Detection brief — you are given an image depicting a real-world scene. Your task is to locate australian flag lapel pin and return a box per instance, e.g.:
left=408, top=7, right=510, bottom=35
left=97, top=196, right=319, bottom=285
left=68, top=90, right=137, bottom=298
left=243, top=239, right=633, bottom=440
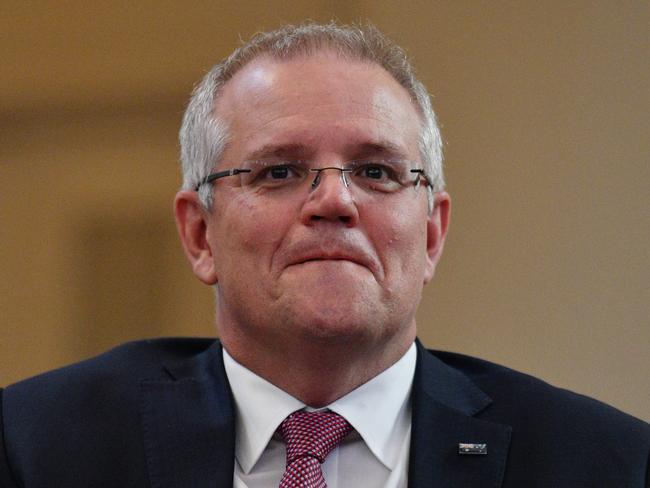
left=458, top=443, right=488, bottom=455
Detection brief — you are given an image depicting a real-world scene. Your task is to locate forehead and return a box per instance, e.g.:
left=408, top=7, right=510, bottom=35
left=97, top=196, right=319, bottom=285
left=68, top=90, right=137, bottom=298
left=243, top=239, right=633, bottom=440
left=214, top=51, right=422, bottom=160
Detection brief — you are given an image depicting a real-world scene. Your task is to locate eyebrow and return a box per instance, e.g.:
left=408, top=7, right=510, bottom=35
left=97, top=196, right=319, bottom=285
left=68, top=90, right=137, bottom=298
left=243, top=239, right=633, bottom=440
left=350, top=141, right=409, bottom=160
left=246, top=143, right=311, bottom=161
left=244, top=139, right=411, bottom=162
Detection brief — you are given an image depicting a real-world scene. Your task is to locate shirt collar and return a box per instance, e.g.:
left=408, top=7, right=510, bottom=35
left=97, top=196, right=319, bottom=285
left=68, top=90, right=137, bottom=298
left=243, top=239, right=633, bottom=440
left=223, top=342, right=416, bottom=474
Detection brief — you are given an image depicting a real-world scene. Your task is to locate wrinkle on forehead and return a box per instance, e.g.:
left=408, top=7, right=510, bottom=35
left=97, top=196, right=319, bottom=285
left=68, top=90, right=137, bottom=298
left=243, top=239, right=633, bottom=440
left=214, top=51, right=422, bottom=162
left=218, top=51, right=415, bottom=111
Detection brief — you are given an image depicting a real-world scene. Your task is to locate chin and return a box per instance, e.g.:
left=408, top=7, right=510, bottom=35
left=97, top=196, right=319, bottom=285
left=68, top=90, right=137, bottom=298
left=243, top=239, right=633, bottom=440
left=270, top=275, right=410, bottom=343
left=284, top=297, right=387, bottom=343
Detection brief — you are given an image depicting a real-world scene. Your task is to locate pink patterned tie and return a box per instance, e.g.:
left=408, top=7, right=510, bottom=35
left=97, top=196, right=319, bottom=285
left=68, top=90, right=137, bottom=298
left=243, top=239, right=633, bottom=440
left=278, top=410, right=353, bottom=488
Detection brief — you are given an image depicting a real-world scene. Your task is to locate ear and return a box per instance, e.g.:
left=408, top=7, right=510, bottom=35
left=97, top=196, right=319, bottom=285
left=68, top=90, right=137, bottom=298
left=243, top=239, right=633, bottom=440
left=423, top=191, right=451, bottom=284
left=173, top=190, right=219, bottom=285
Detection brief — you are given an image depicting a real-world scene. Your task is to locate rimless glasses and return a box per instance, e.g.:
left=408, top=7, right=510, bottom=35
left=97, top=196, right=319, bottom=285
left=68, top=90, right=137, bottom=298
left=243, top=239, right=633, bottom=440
left=194, top=160, right=432, bottom=195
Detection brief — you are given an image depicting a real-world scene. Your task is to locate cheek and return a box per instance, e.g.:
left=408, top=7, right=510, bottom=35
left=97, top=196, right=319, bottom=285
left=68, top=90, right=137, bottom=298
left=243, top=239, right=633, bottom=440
left=371, top=206, right=429, bottom=280
left=218, top=193, right=291, bottom=260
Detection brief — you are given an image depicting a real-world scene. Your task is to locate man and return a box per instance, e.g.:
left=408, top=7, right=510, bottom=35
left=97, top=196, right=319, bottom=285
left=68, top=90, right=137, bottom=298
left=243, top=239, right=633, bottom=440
left=1, top=22, right=648, bottom=488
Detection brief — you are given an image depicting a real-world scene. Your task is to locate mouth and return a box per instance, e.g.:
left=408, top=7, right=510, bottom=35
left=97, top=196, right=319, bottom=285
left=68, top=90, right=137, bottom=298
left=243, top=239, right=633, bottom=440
left=279, top=236, right=380, bottom=279
left=286, top=247, right=375, bottom=275
left=293, top=254, right=365, bottom=266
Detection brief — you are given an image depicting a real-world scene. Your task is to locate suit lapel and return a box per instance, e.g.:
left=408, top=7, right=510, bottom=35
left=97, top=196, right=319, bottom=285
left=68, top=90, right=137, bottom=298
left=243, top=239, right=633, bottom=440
left=409, top=341, right=511, bottom=488
left=140, top=341, right=236, bottom=488
left=137, top=339, right=511, bottom=487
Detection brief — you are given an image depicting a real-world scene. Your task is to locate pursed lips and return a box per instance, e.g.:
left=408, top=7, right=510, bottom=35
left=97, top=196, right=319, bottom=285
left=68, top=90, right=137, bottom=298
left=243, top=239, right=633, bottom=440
left=277, top=237, right=383, bottom=280
left=294, top=253, right=363, bottom=266
left=285, top=248, right=377, bottom=276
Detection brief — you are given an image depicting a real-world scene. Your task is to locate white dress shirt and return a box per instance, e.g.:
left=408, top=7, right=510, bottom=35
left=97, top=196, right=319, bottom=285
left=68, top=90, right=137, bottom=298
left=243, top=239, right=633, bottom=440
left=223, top=343, right=416, bottom=488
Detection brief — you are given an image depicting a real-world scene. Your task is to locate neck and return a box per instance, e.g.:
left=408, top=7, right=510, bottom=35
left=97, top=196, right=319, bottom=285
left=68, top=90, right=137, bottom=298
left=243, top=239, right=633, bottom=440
left=220, top=329, right=415, bottom=407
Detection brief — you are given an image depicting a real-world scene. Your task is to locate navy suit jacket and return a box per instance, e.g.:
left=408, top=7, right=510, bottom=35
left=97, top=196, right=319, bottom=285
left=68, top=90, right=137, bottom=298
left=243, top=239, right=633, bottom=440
left=1, top=338, right=648, bottom=487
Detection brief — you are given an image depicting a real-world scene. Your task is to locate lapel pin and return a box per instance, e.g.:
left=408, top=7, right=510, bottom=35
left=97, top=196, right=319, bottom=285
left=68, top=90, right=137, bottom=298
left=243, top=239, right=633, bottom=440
left=458, top=443, right=488, bottom=455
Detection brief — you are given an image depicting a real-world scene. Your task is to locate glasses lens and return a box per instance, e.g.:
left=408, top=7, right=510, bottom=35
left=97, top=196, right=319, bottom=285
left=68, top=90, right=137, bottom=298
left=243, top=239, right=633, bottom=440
left=239, top=160, right=310, bottom=189
left=347, top=160, right=418, bottom=193
left=235, top=159, right=427, bottom=195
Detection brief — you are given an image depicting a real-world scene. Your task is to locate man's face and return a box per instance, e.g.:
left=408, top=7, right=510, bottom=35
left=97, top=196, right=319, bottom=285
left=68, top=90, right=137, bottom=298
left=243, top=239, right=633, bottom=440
left=187, top=51, right=448, bottom=357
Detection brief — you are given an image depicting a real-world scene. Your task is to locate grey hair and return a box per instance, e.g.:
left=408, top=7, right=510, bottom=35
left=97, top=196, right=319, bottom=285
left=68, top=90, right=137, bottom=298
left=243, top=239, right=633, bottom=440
left=179, top=22, right=444, bottom=210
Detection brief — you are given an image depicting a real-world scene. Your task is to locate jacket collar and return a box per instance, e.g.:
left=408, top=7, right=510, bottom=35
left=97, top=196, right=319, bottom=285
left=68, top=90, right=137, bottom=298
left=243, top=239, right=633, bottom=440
left=139, top=339, right=511, bottom=487
left=139, top=340, right=235, bottom=488
left=408, top=340, right=511, bottom=488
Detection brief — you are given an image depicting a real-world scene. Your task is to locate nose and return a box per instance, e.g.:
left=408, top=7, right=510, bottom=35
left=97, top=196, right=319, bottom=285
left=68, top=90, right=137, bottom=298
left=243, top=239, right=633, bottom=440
left=300, top=168, right=360, bottom=226
left=310, top=167, right=351, bottom=189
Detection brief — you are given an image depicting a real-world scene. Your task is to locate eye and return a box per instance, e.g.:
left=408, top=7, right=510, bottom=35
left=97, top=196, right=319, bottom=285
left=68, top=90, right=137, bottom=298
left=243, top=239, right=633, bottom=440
left=361, top=165, right=385, bottom=179
left=353, top=162, right=399, bottom=181
left=267, top=165, right=291, bottom=179
left=244, top=161, right=309, bottom=188
left=259, top=163, right=307, bottom=180
left=350, top=161, right=405, bottom=192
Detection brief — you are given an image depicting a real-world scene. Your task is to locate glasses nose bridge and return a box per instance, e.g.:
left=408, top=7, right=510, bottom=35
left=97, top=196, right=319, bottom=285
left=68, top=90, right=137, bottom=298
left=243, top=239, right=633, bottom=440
left=310, top=166, right=352, bottom=191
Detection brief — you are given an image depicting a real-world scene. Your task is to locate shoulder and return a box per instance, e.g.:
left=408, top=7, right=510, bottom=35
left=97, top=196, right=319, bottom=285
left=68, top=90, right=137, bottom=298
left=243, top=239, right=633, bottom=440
left=424, top=348, right=650, bottom=484
left=2, top=338, right=218, bottom=442
left=426, top=349, right=650, bottom=483
left=1, top=337, right=219, bottom=485
left=429, top=349, right=649, bottom=431
left=4, top=337, right=217, bottom=399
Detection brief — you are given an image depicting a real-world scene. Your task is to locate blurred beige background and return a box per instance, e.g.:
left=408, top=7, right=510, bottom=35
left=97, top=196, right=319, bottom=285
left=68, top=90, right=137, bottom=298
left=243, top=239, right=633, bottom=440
left=1, top=1, right=648, bottom=422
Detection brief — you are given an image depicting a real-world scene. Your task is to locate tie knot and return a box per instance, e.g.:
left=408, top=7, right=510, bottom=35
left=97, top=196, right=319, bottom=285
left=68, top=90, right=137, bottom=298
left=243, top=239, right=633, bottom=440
left=279, top=410, right=353, bottom=464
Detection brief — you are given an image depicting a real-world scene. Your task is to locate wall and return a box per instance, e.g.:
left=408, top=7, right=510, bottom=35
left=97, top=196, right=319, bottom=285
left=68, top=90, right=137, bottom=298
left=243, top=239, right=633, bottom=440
left=1, top=1, right=647, bottom=421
